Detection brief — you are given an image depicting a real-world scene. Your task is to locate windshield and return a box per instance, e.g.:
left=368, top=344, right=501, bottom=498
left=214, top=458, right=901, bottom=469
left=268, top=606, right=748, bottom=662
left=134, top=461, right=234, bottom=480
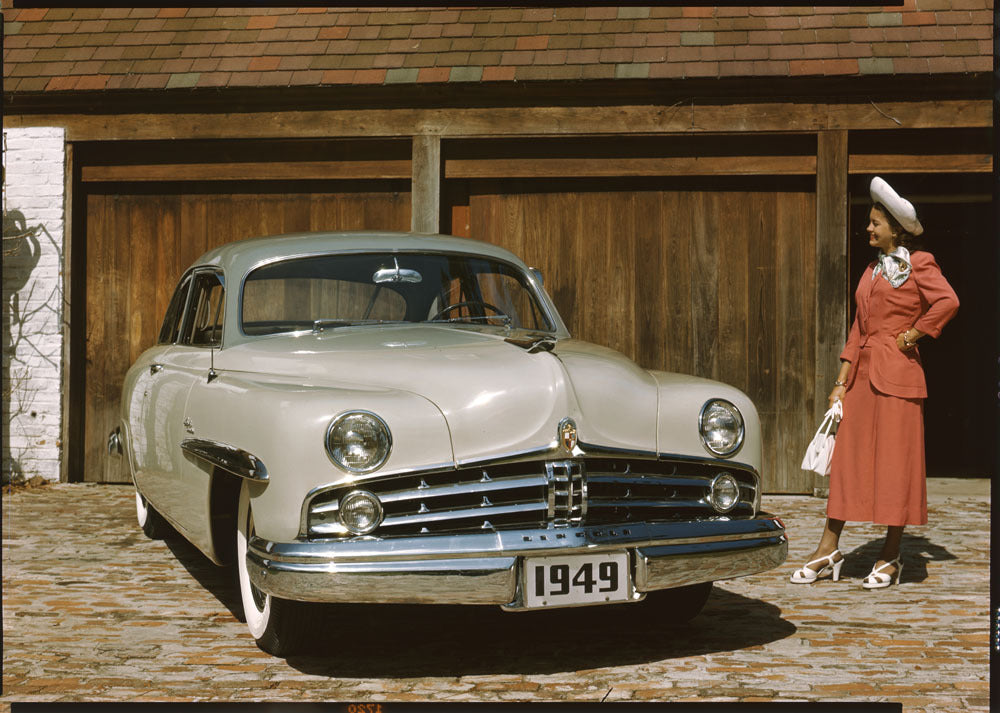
left=241, top=252, right=555, bottom=336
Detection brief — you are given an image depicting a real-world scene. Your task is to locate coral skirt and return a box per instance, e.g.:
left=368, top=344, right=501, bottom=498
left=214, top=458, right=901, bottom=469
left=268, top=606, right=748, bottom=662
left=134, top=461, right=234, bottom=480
left=827, top=346, right=928, bottom=526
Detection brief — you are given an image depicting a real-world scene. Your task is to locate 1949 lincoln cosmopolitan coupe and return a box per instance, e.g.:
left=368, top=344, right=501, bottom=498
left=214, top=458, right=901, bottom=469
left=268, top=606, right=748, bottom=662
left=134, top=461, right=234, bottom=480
left=109, top=230, right=787, bottom=655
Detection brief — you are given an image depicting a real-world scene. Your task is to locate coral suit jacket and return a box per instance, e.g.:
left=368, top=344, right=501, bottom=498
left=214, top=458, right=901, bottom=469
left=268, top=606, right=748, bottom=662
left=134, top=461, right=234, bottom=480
left=840, top=250, right=959, bottom=400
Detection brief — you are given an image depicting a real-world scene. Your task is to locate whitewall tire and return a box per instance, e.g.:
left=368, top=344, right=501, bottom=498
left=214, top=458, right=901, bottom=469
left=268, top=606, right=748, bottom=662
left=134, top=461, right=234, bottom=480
left=134, top=487, right=170, bottom=539
left=236, top=480, right=308, bottom=656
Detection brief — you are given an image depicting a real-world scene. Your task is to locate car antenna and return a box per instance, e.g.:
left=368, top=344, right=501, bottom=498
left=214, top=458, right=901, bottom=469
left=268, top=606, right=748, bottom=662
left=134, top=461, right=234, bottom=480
left=208, top=345, right=219, bottom=383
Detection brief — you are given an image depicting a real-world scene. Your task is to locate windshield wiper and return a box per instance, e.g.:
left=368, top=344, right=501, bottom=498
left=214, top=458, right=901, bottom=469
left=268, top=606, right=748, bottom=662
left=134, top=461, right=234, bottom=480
left=429, top=315, right=512, bottom=327
left=312, top=319, right=406, bottom=333
left=504, top=334, right=556, bottom=353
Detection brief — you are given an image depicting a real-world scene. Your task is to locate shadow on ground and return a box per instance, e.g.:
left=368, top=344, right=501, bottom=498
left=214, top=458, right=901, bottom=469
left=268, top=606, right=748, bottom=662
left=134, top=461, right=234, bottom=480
left=281, top=587, right=794, bottom=677
left=159, top=521, right=796, bottom=676
left=840, top=534, right=956, bottom=584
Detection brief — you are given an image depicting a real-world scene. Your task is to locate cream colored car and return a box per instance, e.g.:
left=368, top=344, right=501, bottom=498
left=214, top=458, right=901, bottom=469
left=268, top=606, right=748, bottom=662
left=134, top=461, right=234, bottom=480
left=110, top=231, right=787, bottom=656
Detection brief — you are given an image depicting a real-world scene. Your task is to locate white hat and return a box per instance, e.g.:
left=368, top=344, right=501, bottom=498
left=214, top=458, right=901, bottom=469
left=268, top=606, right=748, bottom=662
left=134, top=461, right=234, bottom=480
left=870, top=176, right=923, bottom=236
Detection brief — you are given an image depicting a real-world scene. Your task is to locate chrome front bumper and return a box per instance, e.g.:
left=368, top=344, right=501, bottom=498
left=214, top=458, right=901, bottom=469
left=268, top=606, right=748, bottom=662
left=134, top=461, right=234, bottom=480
left=247, top=516, right=787, bottom=610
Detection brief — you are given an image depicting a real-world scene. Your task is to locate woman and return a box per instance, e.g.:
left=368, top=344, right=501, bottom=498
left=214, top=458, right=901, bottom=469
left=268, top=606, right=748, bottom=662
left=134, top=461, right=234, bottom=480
left=791, top=176, right=959, bottom=589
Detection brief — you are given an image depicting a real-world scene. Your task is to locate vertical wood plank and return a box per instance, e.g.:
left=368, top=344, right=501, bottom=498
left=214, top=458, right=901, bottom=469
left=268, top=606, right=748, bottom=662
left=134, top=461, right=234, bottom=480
left=83, top=194, right=107, bottom=482
left=815, top=131, right=849, bottom=494
left=689, top=191, right=719, bottom=379
left=717, top=192, right=750, bottom=393
left=61, top=143, right=75, bottom=482
left=662, top=191, right=693, bottom=375
left=411, top=135, right=441, bottom=234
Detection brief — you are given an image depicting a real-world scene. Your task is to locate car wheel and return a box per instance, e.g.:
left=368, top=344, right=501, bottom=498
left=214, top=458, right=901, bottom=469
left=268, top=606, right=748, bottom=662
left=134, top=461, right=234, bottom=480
left=236, top=480, right=308, bottom=656
left=135, top=488, right=171, bottom=539
left=646, top=582, right=713, bottom=623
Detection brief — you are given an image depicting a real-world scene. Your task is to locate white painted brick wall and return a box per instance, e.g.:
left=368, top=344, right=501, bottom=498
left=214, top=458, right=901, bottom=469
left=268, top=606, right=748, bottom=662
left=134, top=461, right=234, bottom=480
left=3, top=127, right=66, bottom=483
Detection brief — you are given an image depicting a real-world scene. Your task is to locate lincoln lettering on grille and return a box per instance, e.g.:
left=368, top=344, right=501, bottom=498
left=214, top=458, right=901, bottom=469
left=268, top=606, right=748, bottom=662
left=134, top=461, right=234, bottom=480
left=306, top=458, right=757, bottom=538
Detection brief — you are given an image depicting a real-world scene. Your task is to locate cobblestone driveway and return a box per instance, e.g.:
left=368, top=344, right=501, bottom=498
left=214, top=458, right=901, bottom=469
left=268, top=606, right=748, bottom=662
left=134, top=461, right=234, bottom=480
left=1, top=479, right=989, bottom=710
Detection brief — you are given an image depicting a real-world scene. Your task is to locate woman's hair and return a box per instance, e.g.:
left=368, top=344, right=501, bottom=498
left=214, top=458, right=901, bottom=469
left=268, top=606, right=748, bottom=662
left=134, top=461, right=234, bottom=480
left=871, top=202, right=924, bottom=251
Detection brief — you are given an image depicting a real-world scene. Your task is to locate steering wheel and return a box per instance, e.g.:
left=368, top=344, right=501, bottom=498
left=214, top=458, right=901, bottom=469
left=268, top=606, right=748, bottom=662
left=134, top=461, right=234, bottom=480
left=430, top=300, right=508, bottom=323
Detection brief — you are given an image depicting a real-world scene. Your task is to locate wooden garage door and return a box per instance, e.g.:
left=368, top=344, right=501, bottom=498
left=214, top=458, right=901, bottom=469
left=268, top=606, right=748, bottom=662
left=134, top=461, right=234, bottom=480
left=84, top=190, right=410, bottom=482
left=469, top=182, right=816, bottom=493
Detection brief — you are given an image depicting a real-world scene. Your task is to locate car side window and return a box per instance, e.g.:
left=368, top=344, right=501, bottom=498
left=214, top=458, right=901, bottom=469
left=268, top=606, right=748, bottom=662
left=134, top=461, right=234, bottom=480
left=158, top=274, right=192, bottom=345
left=181, top=271, right=225, bottom=347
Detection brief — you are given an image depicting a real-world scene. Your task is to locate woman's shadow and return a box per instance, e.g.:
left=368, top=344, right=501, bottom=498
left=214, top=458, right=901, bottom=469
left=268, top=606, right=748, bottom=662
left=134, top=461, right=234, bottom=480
left=839, top=533, right=956, bottom=584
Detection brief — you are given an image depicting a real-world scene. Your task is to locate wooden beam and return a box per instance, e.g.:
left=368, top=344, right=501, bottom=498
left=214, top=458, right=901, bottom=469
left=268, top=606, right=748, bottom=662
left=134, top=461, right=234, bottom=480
left=813, top=130, right=849, bottom=496
left=411, top=135, right=441, bottom=234
left=849, top=153, right=992, bottom=173
left=61, top=141, right=74, bottom=483
left=80, top=160, right=412, bottom=182
left=446, top=156, right=816, bottom=178
left=4, top=100, right=990, bottom=141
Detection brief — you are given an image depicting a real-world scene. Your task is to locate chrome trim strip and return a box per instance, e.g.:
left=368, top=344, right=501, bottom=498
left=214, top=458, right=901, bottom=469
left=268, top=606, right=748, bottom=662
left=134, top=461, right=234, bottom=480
left=577, top=441, right=659, bottom=459
left=455, top=443, right=560, bottom=468
left=587, top=498, right=724, bottom=511
left=376, top=473, right=547, bottom=505
left=261, top=517, right=785, bottom=565
left=381, top=501, right=547, bottom=529
left=180, top=438, right=269, bottom=481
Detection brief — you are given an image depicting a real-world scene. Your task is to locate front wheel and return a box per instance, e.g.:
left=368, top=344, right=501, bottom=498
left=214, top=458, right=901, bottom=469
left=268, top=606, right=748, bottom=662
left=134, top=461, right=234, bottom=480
left=236, top=481, right=309, bottom=656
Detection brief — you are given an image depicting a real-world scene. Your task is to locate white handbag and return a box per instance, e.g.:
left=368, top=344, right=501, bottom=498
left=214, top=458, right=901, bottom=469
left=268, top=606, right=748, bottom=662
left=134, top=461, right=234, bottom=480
left=801, top=400, right=843, bottom=476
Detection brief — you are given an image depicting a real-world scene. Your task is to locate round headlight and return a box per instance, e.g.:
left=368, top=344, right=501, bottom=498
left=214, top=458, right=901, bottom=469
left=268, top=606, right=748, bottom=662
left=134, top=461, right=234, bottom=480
left=326, top=411, right=392, bottom=473
left=339, top=490, right=383, bottom=535
left=709, top=472, right=741, bottom=513
left=699, top=399, right=745, bottom=457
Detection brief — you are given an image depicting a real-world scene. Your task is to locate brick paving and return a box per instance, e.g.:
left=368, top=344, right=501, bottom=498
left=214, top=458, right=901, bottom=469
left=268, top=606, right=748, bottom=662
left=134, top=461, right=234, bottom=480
left=1, top=479, right=989, bottom=709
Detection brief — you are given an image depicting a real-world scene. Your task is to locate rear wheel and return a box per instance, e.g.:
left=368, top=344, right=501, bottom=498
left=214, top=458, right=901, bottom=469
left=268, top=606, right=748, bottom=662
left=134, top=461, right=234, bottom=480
left=135, top=488, right=171, bottom=539
left=646, top=582, right=713, bottom=623
left=236, top=480, right=309, bottom=656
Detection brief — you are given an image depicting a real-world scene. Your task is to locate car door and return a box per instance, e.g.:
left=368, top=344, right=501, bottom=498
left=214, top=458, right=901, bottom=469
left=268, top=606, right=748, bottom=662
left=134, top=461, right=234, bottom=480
left=136, top=268, right=225, bottom=548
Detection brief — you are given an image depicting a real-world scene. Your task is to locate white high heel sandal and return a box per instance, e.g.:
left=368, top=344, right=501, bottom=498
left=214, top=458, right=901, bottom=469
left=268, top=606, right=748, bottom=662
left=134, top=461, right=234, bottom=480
left=789, top=550, right=844, bottom=584
left=862, top=557, right=902, bottom=589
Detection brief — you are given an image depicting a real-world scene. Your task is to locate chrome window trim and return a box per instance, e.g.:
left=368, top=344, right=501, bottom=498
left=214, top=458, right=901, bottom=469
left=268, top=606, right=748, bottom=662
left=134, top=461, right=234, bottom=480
left=237, top=248, right=560, bottom=339
left=181, top=438, right=268, bottom=481
left=157, top=270, right=196, bottom=346
left=697, top=398, right=746, bottom=458
left=175, top=267, right=227, bottom=350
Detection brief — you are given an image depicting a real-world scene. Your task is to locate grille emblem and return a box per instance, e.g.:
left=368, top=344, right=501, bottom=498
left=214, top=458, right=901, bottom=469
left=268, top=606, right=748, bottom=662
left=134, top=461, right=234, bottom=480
left=558, top=418, right=578, bottom=452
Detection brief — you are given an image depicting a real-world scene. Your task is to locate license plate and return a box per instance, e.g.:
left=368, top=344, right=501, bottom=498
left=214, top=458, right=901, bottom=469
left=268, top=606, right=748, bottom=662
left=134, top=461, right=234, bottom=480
left=522, top=552, right=630, bottom=608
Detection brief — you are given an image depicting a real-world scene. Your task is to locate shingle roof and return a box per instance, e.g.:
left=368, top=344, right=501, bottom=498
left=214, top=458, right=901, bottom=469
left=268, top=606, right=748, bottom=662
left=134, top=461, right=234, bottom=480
left=2, top=4, right=992, bottom=93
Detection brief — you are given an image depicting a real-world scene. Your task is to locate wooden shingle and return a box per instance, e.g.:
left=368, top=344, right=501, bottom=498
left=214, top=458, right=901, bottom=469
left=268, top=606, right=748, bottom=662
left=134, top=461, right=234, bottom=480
left=2, top=4, right=992, bottom=93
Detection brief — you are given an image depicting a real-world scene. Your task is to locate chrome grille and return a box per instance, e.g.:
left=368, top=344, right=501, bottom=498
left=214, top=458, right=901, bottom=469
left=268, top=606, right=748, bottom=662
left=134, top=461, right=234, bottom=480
left=306, top=458, right=757, bottom=539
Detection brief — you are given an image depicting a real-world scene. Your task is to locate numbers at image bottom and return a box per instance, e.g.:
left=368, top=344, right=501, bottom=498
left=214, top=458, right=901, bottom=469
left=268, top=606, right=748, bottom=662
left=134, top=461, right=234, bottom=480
left=522, top=551, right=630, bottom=608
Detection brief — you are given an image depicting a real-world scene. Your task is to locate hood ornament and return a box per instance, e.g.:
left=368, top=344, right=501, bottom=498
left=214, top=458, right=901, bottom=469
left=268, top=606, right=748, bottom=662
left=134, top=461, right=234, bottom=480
left=558, top=418, right=578, bottom=452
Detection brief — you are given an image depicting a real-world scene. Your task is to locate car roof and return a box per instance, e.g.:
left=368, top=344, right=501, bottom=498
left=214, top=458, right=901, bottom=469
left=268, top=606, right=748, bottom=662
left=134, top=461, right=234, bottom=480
left=192, top=231, right=530, bottom=276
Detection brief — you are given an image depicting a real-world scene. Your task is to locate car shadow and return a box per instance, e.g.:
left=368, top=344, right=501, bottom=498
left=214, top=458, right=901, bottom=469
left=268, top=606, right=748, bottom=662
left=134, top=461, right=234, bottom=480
left=839, top=533, right=956, bottom=584
left=163, top=534, right=244, bottom=620
left=157, top=533, right=796, bottom=675
left=284, top=587, right=796, bottom=676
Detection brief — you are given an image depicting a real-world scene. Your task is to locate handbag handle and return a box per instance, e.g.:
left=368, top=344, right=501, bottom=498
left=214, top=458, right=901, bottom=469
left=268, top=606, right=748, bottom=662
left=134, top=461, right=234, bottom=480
left=817, top=400, right=843, bottom=437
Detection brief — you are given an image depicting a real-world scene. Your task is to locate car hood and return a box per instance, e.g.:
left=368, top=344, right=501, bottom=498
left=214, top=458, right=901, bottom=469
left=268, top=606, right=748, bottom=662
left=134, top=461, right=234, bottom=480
left=220, top=325, right=659, bottom=463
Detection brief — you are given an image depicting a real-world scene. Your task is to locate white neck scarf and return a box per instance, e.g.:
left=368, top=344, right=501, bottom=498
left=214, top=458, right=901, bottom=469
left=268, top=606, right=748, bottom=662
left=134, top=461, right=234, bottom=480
left=872, top=246, right=912, bottom=288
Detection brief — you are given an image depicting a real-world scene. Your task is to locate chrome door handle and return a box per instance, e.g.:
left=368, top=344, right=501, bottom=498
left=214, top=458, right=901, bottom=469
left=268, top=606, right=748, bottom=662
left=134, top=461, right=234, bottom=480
left=150, top=364, right=163, bottom=375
